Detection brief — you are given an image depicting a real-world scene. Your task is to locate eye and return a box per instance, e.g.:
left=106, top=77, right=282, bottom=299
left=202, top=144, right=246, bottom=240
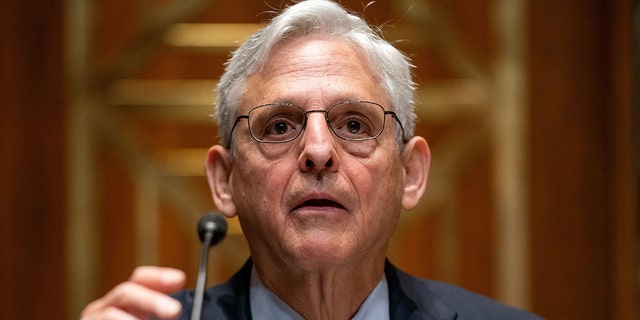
left=249, top=104, right=304, bottom=142
left=273, top=122, right=288, bottom=134
left=266, top=119, right=295, bottom=136
left=332, top=112, right=375, bottom=139
left=259, top=113, right=301, bottom=142
left=345, top=120, right=362, bottom=134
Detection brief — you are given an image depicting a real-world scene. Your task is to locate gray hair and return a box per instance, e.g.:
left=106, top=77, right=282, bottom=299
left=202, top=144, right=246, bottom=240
left=215, top=0, right=416, bottom=149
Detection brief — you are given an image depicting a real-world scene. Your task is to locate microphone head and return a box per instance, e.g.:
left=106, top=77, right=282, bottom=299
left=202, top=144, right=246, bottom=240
left=197, top=213, right=228, bottom=247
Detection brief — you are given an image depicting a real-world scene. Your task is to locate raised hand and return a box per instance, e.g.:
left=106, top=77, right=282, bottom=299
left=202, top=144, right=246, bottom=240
left=80, top=266, right=186, bottom=320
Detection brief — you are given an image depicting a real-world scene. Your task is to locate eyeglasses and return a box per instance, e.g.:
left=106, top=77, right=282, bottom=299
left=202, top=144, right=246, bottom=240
left=227, top=100, right=406, bottom=148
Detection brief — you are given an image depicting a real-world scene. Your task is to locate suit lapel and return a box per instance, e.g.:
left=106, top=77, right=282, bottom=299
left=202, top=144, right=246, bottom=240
left=385, top=260, right=458, bottom=320
left=208, top=259, right=254, bottom=319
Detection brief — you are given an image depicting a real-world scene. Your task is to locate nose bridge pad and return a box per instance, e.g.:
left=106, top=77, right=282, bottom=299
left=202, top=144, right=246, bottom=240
left=307, top=110, right=330, bottom=126
left=302, top=111, right=333, bottom=141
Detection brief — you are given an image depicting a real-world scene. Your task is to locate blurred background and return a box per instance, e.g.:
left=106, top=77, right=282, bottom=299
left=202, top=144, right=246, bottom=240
left=1, top=0, right=637, bottom=319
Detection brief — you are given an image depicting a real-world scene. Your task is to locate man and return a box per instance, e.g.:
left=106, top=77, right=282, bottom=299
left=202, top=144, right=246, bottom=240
left=82, top=0, right=542, bottom=319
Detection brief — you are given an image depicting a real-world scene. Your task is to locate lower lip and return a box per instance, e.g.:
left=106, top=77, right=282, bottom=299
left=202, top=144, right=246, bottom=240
left=290, top=205, right=348, bottom=219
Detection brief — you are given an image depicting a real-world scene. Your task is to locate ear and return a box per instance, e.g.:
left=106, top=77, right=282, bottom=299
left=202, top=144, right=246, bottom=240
left=400, top=136, right=431, bottom=210
left=205, top=145, right=237, bottom=218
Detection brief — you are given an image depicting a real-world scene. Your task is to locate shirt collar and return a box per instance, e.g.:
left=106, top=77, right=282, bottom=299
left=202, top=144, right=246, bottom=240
left=249, top=266, right=390, bottom=320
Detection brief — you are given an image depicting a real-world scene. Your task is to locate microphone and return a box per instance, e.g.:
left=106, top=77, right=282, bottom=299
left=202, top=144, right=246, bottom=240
left=197, top=213, right=227, bottom=247
left=191, top=213, right=227, bottom=320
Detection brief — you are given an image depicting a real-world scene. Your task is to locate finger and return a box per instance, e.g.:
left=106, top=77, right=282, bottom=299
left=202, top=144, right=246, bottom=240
left=90, top=281, right=182, bottom=320
left=81, top=305, right=139, bottom=320
left=128, top=266, right=186, bottom=293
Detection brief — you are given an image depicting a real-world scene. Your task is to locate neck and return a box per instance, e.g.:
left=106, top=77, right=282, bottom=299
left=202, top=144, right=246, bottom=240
left=254, top=256, right=386, bottom=320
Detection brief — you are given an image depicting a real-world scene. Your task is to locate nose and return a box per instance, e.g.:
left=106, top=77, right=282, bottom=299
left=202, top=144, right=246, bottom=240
left=298, top=112, right=339, bottom=173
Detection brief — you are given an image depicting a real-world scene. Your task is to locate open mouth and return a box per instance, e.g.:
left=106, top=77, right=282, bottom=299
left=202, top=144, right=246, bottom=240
left=294, top=199, right=345, bottom=210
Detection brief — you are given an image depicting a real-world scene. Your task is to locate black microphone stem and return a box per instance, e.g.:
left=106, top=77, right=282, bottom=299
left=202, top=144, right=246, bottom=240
left=191, top=226, right=213, bottom=320
left=191, top=213, right=227, bottom=320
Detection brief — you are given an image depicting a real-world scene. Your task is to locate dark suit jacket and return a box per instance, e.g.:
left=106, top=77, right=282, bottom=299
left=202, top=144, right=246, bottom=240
left=173, top=259, right=542, bottom=319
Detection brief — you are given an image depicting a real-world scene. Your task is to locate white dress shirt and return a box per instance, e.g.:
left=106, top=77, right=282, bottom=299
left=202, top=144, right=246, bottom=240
left=249, top=267, right=390, bottom=320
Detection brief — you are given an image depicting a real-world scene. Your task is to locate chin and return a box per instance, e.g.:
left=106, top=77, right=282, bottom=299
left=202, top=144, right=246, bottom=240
left=285, top=236, right=364, bottom=269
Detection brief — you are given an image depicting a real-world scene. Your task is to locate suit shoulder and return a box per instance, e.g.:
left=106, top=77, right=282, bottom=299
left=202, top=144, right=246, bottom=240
left=421, top=279, right=542, bottom=319
left=388, top=264, right=543, bottom=319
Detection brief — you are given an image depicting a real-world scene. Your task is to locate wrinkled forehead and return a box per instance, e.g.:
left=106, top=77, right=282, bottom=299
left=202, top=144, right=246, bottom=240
left=240, top=33, right=388, bottom=110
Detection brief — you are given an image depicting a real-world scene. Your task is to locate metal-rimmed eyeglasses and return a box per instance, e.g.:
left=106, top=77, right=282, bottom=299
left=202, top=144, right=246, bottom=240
left=226, top=100, right=406, bottom=148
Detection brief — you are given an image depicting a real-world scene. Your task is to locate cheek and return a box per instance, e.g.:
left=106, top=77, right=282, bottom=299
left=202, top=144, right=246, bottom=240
left=347, top=159, right=404, bottom=251
left=231, top=152, right=293, bottom=212
left=230, top=153, right=298, bottom=253
left=354, top=155, right=405, bottom=213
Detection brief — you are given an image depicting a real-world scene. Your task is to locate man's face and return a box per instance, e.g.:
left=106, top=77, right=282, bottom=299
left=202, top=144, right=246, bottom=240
left=228, top=34, right=407, bottom=270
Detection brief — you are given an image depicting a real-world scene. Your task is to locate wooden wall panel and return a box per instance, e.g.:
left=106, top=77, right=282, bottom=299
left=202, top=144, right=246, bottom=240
left=528, top=0, right=637, bottom=318
left=2, top=0, right=636, bottom=319
left=0, top=0, right=67, bottom=319
left=95, top=146, right=137, bottom=295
